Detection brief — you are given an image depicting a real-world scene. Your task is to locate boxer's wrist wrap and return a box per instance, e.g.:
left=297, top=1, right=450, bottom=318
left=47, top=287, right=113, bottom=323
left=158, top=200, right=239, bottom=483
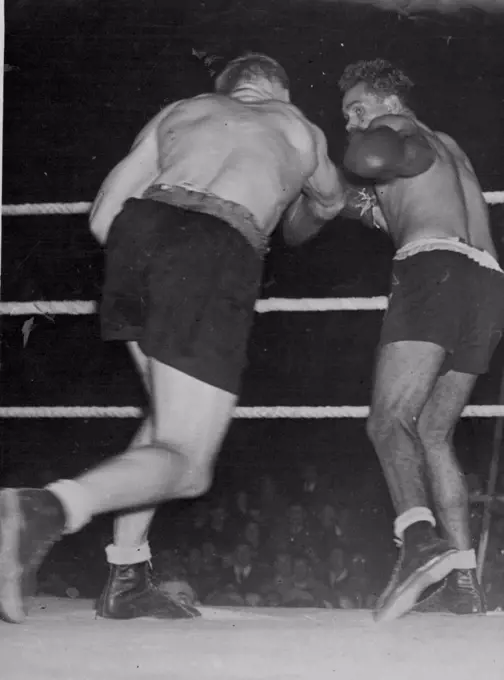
left=340, top=185, right=379, bottom=229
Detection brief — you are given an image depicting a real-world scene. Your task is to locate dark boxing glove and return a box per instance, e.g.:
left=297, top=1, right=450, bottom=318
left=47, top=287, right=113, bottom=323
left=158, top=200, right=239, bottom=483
left=343, top=127, right=405, bottom=180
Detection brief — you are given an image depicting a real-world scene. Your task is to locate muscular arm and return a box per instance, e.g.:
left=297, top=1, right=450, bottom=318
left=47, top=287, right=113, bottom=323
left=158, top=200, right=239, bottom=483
left=283, top=124, right=345, bottom=247
left=89, top=104, right=180, bottom=244
left=343, top=115, right=436, bottom=182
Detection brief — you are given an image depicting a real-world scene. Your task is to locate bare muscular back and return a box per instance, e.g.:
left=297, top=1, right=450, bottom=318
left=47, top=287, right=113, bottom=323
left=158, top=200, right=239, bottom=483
left=89, top=90, right=343, bottom=246
left=374, top=123, right=496, bottom=258
left=151, top=94, right=326, bottom=235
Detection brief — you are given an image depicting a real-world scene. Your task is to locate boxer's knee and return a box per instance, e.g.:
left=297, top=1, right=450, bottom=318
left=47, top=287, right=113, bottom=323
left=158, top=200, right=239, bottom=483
left=417, top=418, right=454, bottom=451
left=366, top=403, right=419, bottom=446
left=176, top=465, right=213, bottom=498
left=146, top=439, right=214, bottom=498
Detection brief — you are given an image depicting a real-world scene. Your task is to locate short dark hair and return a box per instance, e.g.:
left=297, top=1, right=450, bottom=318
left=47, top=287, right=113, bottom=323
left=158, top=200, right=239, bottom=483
left=215, top=52, right=289, bottom=94
left=339, top=58, right=414, bottom=106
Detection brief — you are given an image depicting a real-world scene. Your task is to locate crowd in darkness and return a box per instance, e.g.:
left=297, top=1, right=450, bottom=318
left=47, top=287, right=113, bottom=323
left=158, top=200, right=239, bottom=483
left=30, top=462, right=504, bottom=611
left=151, top=469, right=383, bottom=610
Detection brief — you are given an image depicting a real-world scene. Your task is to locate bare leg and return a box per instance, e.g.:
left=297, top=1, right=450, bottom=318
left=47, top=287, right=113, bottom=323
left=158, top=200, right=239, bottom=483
left=369, top=342, right=469, bottom=622
left=113, top=343, right=155, bottom=549
left=417, top=370, right=477, bottom=551
left=367, top=341, right=446, bottom=515
left=74, top=359, right=237, bottom=514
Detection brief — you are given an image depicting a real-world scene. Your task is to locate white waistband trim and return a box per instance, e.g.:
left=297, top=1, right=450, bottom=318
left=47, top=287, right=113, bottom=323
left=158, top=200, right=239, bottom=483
left=394, top=238, right=503, bottom=273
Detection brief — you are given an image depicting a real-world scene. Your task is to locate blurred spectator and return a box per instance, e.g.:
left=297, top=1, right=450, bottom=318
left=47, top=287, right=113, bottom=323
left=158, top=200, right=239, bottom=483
left=185, top=547, right=205, bottom=602
left=282, top=556, right=327, bottom=607
left=304, top=545, right=325, bottom=581
left=201, top=541, right=218, bottom=570
left=208, top=543, right=267, bottom=606
left=198, top=541, right=222, bottom=600
left=158, top=579, right=198, bottom=607
left=286, top=504, right=314, bottom=555
left=313, top=503, right=343, bottom=555
left=256, top=475, right=288, bottom=525
left=325, top=547, right=349, bottom=589
left=242, top=520, right=269, bottom=563
left=208, top=505, right=230, bottom=552
left=189, top=500, right=210, bottom=547
left=260, top=552, right=294, bottom=605
left=230, top=490, right=253, bottom=531
left=156, top=549, right=186, bottom=581
left=342, top=553, right=376, bottom=609
left=298, top=464, right=329, bottom=504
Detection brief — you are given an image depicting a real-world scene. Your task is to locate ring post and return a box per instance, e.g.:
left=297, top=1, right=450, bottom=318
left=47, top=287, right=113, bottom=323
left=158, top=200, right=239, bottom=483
left=476, top=363, right=504, bottom=583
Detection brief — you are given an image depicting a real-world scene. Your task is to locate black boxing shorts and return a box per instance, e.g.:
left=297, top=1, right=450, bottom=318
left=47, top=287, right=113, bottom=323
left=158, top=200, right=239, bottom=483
left=379, top=238, right=504, bottom=375
left=100, top=197, right=263, bottom=394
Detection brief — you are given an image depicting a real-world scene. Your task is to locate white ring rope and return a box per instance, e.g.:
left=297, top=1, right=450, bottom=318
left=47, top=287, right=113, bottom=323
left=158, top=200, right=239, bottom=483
left=2, top=202, right=92, bottom=216
left=2, top=194, right=504, bottom=420
left=1, top=192, right=503, bottom=216
left=0, top=405, right=503, bottom=419
left=0, top=297, right=389, bottom=315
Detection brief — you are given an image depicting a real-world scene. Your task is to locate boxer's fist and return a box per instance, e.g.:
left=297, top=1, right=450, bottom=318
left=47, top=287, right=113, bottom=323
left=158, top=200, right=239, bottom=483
left=344, top=127, right=404, bottom=180
left=340, top=184, right=380, bottom=229
left=344, top=116, right=435, bottom=181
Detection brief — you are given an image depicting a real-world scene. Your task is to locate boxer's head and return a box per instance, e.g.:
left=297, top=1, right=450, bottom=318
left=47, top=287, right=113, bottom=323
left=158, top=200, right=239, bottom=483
left=215, top=53, right=290, bottom=102
left=339, top=59, right=414, bottom=132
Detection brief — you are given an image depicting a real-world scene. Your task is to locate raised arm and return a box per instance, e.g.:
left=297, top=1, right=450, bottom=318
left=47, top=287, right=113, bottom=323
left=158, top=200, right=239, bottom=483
left=283, top=123, right=345, bottom=247
left=343, top=114, right=436, bottom=182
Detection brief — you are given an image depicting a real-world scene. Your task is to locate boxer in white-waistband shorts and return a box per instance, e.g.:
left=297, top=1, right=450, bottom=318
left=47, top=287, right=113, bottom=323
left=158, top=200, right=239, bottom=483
left=340, top=57, right=504, bottom=622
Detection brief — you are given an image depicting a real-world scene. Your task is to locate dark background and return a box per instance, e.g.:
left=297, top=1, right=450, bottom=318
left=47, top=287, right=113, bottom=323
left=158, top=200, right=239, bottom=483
left=3, top=1, right=504, bottom=545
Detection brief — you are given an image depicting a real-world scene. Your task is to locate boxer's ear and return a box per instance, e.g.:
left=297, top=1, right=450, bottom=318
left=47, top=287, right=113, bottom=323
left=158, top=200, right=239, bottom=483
left=384, top=94, right=402, bottom=114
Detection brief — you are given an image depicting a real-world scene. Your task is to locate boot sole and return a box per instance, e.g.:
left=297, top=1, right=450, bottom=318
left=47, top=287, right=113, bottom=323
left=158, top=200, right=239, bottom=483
left=374, top=549, right=459, bottom=624
left=0, top=490, right=25, bottom=623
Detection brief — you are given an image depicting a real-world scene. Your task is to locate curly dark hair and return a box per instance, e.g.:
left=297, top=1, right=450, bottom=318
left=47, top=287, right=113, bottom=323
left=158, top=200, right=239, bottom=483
left=214, top=53, right=289, bottom=94
left=338, top=58, right=414, bottom=106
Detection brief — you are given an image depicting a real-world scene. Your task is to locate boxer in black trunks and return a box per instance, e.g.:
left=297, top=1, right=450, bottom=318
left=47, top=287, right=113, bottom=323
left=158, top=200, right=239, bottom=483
left=0, top=53, right=346, bottom=624
left=340, top=58, right=504, bottom=622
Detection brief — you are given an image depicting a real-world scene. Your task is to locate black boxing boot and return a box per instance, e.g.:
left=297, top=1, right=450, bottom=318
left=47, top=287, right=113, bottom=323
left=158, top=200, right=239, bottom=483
left=374, top=521, right=459, bottom=623
left=413, top=568, right=486, bottom=615
left=96, top=560, right=201, bottom=620
left=0, top=488, right=66, bottom=623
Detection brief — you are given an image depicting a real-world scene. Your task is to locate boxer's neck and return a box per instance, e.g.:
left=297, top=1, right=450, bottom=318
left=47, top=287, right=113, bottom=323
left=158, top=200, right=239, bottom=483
left=230, top=80, right=288, bottom=103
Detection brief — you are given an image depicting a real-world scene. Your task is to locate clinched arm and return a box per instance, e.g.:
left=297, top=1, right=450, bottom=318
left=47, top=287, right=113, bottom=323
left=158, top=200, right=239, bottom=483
left=283, top=124, right=346, bottom=247
left=89, top=103, right=181, bottom=244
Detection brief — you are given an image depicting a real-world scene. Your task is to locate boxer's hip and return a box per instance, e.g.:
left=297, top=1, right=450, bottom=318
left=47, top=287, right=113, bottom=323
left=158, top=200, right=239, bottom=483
left=380, top=237, right=504, bottom=373
left=143, top=184, right=269, bottom=257
left=393, top=237, right=502, bottom=273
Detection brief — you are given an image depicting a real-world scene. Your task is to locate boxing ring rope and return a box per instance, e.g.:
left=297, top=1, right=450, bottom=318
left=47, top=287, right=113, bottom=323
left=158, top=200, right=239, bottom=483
left=0, top=192, right=502, bottom=214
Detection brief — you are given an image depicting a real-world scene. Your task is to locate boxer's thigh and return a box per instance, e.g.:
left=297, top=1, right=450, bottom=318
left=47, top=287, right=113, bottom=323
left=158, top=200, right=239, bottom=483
left=370, top=340, right=446, bottom=422
left=149, top=359, right=237, bottom=470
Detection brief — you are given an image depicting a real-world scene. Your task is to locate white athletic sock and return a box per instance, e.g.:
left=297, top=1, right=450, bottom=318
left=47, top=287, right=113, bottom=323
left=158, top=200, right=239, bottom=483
left=394, top=506, right=436, bottom=541
left=451, top=549, right=477, bottom=570
left=105, top=542, right=151, bottom=565
left=45, top=479, right=94, bottom=534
